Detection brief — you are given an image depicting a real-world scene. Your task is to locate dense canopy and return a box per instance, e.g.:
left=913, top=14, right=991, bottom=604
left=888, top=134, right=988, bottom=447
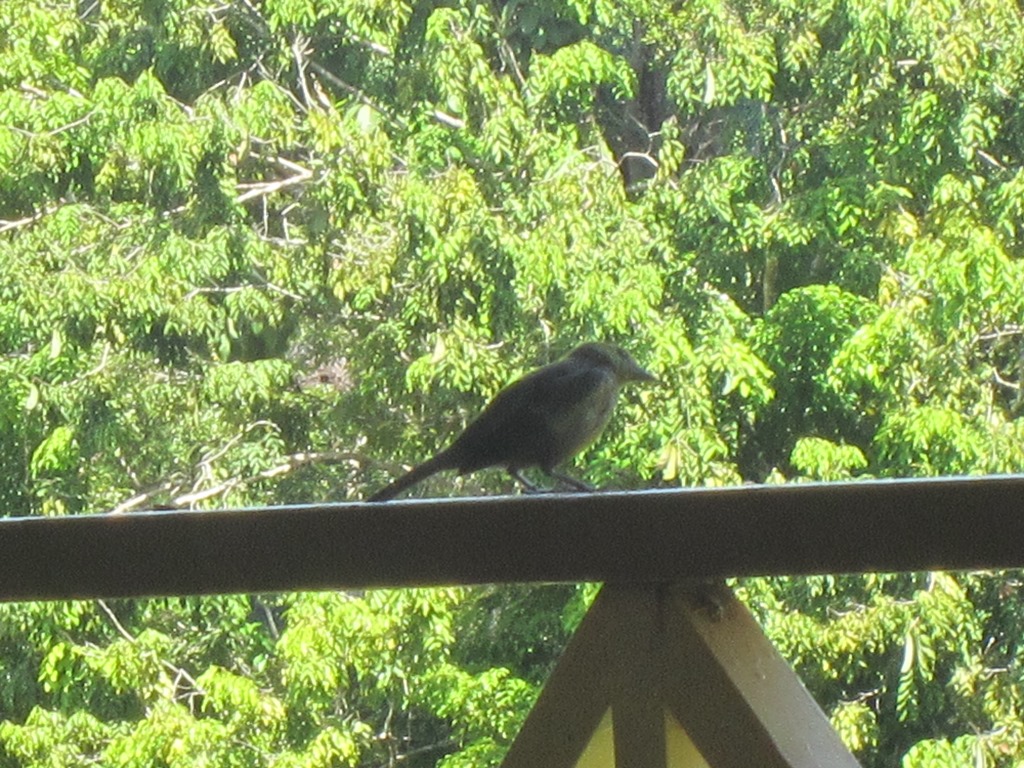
left=3, top=0, right=1024, bottom=765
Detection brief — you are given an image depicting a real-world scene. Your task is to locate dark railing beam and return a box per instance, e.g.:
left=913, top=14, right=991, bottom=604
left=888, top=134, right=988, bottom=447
left=2, top=476, right=1023, bottom=602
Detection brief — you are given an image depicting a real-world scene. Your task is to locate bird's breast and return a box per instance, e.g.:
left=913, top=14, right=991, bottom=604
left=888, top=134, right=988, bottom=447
left=545, top=374, right=621, bottom=466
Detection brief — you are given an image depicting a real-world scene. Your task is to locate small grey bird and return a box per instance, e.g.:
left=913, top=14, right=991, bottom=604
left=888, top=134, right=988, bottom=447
left=368, top=342, right=656, bottom=501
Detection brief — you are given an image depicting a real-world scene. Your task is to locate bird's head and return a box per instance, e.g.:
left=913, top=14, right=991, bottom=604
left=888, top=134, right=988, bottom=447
left=567, top=342, right=657, bottom=384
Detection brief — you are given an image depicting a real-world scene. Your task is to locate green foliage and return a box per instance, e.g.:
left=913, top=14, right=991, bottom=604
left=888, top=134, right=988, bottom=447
left=3, top=0, right=1024, bottom=765
left=741, top=572, right=1024, bottom=765
left=790, top=437, right=867, bottom=480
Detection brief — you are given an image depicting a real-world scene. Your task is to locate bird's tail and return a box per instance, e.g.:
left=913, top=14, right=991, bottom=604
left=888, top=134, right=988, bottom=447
left=367, top=452, right=454, bottom=502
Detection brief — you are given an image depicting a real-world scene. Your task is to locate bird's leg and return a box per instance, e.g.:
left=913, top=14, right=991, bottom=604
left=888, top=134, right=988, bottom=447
left=509, top=469, right=543, bottom=494
left=509, top=468, right=595, bottom=494
left=546, top=470, right=595, bottom=492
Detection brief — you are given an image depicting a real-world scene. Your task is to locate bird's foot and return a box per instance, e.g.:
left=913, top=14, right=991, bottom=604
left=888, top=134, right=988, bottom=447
left=547, top=470, right=595, bottom=493
left=510, top=469, right=543, bottom=494
left=509, top=469, right=596, bottom=495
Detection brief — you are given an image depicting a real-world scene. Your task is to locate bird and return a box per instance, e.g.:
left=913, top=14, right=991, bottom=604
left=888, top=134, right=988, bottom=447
left=367, top=342, right=656, bottom=501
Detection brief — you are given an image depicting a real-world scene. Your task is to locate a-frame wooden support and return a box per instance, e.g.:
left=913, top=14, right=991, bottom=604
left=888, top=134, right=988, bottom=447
left=501, top=582, right=861, bottom=768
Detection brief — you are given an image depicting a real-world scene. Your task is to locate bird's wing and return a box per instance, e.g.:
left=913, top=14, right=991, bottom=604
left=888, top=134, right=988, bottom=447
left=449, top=359, right=615, bottom=473
left=511, top=359, right=617, bottom=419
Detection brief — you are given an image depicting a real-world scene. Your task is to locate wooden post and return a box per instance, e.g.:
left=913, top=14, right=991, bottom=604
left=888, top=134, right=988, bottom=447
left=502, top=583, right=861, bottom=768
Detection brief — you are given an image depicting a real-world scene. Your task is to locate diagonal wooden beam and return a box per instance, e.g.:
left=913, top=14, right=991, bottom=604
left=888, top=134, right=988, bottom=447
left=499, top=586, right=625, bottom=768
left=659, top=583, right=860, bottom=768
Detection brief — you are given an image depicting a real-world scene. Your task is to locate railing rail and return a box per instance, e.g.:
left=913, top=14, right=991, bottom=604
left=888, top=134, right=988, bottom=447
left=2, top=475, right=1022, bottom=602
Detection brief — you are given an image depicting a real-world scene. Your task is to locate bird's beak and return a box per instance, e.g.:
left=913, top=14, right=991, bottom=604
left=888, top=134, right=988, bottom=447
left=630, top=362, right=659, bottom=384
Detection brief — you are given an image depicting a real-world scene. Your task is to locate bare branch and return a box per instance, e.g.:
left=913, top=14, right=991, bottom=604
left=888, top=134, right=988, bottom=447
left=0, top=206, right=57, bottom=234
left=7, top=111, right=95, bottom=138
left=977, top=150, right=1005, bottom=170
left=108, top=445, right=366, bottom=513
left=992, top=369, right=1020, bottom=391
left=173, top=450, right=365, bottom=506
left=306, top=58, right=406, bottom=129
left=183, top=281, right=304, bottom=302
left=432, top=110, right=466, bottom=129
left=618, top=151, right=659, bottom=171
left=96, top=599, right=203, bottom=710
left=109, top=479, right=188, bottom=515
left=978, top=326, right=1024, bottom=341
left=235, top=156, right=314, bottom=203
